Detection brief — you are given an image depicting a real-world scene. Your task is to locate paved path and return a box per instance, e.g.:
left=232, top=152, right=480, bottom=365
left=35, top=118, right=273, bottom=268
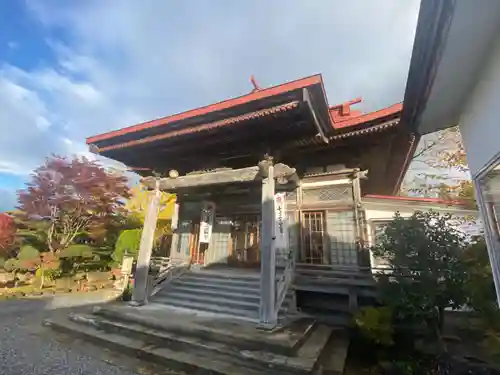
left=0, top=297, right=179, bottom=375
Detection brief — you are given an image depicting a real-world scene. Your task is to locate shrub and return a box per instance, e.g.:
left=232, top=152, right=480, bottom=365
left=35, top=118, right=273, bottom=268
left=462, top=240, right=499, bottom=325
left=113, top=229, right=142, bottom=263
left=17, top=245, right=40, bottom=260
left=3, top=258, right=19, bottom=272
left=59, top=244, right=95, bottom=259
left=372, top=211, right=468, bottom=335
left=354, top=306, right=394, bottom=346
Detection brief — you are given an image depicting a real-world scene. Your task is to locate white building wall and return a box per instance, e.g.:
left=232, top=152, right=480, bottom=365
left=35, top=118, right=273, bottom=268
left=364, top=203, right=481, bottom=272
left=459, top=33, right=500, bottom=178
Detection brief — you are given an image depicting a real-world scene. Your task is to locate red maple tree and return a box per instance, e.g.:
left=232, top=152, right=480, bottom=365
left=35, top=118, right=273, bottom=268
left=17, top=155, right=131, bottom=253
left=0, top=213, right=15, bottom=257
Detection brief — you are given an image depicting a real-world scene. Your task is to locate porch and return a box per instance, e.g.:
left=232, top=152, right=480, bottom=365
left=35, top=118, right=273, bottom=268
left=145, top=166, right=374, bottom=327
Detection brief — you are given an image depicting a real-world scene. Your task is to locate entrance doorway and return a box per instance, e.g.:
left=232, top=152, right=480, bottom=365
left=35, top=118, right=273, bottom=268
left=189, top=222, right=205, bottom=265
left=229, top=215, right=261, bottom=267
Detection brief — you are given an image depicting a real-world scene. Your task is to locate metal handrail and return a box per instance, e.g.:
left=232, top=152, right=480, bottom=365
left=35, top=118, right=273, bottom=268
left=148, top=259, right=190, bottom=296
left=274, top=248, right=294, bottom=316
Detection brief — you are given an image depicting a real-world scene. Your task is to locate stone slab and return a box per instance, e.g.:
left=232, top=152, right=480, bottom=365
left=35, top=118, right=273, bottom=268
left=67, top=312, right=325, bottom=374
left=94, top=303, right=315, bottom=355
left=321, top=330, right=350, bottom=375
left=44, top=316, right=265, bottom=375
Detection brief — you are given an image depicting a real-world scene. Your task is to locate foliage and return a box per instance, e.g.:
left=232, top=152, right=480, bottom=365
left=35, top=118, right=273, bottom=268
left=372, top=211, right=469, bottom=333
left=3, top=258, right=18, bottom=272
left=354, top=306, right=394, bottom=346
left=460, top=239, right=500, bottom=361
left=0, top=213, right=16, bottom=257
left=113, top=229, right=142, bottom=263
left=404, top=127, right=475, bottom=205
left=17, top=155, right=130, bottom=253
left=126, top=184, right=176, bottom=222
left=58, top=244, right=114, bottom=274
left=59, top=244, right=95, bottom=259
left=462, top=240, right=500, bottom=328
left=17, top=245, right=40, bottom=260
left=12, top=213, right=50, bottom=251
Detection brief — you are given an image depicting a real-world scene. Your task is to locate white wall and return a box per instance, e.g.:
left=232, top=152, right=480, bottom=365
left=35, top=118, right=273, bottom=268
left=459, top=33, right=500, bottom=178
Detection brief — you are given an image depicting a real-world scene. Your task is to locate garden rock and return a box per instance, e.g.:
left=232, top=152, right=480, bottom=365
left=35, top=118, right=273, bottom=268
left=55, top=277, right=74, bottom=291
left=0, top=271, right=15, bottom=285
left=15, top=272, right=33, bottom=286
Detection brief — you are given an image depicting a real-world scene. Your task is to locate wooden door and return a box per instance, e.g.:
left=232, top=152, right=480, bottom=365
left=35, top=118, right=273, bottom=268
left=229, top=215, right=261, bottom=266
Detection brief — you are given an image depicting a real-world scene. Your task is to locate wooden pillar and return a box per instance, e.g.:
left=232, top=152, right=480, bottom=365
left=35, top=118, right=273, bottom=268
left=259, top=165, right=276, bottom=326
left=131, top=179, right=161, bottom=305
left=352, top=170, right=368, bottom=268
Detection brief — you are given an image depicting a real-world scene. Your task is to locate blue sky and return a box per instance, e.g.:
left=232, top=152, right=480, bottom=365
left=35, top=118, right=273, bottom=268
left=0, top=0, right=421, bottom=211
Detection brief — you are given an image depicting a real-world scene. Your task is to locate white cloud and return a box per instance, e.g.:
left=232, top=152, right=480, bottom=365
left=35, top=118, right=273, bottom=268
left=1, top=0, right=420, bottom=181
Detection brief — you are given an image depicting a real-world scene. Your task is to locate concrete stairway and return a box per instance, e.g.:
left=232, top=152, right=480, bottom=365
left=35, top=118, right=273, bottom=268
left=152, top=268, right=296, bottom=322
left=45, top=304, right=350, bottom=375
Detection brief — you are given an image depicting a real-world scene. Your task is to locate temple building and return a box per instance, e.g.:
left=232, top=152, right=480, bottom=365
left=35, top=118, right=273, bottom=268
left=87, top=74, right=419, bottom=326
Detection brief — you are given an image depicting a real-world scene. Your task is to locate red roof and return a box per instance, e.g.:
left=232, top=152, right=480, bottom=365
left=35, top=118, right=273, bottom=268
left=97, top=101, right=300, bottom=153
left=87, top=74, right=323, bottom=144
left=329, top=98, right=402, bottom=129
left=86, top=74, right=404, bottom=146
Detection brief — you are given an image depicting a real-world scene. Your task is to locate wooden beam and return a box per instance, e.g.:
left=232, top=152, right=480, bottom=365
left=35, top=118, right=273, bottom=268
left=303, top=88, right=329, bottom=144
left=142, top=163, right=300, bottom=192
left=142, top=166, right=261, bottom=191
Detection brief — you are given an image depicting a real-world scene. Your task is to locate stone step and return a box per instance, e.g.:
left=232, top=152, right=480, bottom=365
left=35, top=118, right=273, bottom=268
left=153, top=295, right=260, bottom=319
left=93, top=304, right=316, bottom=356
left=166, top=279, right=261, bottom=294
left=186, top=270, right=260, bottom=282
left=172, top=276, right=261, bottom=290
left=155, top=290, right=294, bottom=316
left=44, top=315, right=267, bottom=375
left=45, top=311, right=334, bottom=375
left=163, top=286, right=261, bottom=304
left=158, top=292, right=259, bottom=310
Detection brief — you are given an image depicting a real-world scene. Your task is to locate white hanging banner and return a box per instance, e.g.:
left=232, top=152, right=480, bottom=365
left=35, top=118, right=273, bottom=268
left=199, top=201, right=216, bottom=244
left=274, top=193, right=288, bottom=249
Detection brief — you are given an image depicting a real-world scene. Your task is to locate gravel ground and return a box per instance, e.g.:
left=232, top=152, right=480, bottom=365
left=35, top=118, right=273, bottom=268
left=0, top=298, right=179, bottom=375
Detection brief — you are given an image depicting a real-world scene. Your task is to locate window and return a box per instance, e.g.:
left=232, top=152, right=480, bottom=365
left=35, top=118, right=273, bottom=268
left=371, top=220, right=391, bottom=245
left=479, top=168, right=500, bottom=241
left=370, top=220, right=392, bottom=269
left=302, top=211, right=326, bottom=264
left=477, top=162, right=500, bottom=279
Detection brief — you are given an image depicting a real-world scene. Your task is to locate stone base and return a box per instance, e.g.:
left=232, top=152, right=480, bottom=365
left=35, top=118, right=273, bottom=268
left=44, top=303, right=350, bottom=374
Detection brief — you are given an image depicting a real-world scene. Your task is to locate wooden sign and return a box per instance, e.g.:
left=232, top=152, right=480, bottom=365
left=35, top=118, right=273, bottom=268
left=274, top=193, right=288, bottom=249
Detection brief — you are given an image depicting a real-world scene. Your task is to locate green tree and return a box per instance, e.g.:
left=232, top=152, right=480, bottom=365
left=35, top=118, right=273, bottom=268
left=462, top=240, right=499, bottom=328
left=372, top=211, right=468, bottom=336
left=112, top=229, right=142, bottom=264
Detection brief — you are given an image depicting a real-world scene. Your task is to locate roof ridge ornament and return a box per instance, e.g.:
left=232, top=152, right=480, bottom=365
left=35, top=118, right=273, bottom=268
left=250, top=75, right=261, bottom=92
